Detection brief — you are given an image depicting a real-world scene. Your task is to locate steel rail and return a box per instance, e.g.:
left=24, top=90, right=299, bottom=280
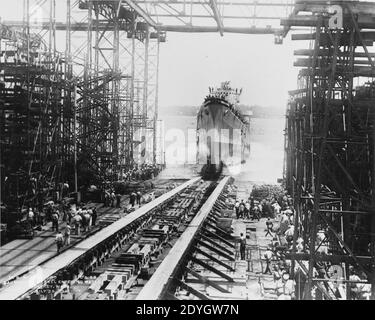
left=136, top=176, right=230, bottom=300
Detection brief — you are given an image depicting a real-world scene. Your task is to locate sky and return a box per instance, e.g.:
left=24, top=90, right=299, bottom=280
left=158, top=32, right=303, bottom=109
left=0, top=0, right=310, bottom=109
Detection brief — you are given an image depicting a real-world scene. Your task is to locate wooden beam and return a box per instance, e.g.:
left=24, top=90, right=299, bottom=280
left=205, top=221, right=233, bottom=238
left=318, top=209, right=370, bottom=215
left=186, top=267, right=230, bottom=293
left=197, top=239, right=235, bottom=261
left=202, top=227, right=235, bottom=248
left=177, top=279, right=211, bottom=300
left=285, top=253, right=373, bottom=264
left=191, top=256, right=234, bottom=282
left=194, top=247, right=235, bottom=271
left=294, top=49, right=375, bottom=58
left=199, top=234, right=234, bottom=255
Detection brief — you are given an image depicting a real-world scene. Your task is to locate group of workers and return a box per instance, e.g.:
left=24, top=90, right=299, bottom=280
left=53, top=205, right=98, bottom=254
left=244, top=192, right=372, bottom=300
left=122, top=163, right=163, bottom=182
left=103, top=190, right=122, bottom=208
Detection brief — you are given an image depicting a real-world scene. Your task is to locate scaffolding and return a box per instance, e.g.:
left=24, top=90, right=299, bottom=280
left=284, top=1, right=375, bottom=299
left=0, top=21, right=74, bottom=209
left=0, top=0, right=166, bottom=209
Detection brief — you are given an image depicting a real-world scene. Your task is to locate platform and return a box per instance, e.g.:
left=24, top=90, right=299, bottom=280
left=0, top=178, right=200, bottom=300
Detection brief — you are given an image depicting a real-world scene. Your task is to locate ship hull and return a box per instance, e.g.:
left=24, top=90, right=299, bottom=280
left=196, top=100, right=250, bottom=178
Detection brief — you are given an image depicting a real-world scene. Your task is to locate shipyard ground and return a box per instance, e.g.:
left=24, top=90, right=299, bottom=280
left=0, top=161, right=281, bottom=300
left=0, top=177, right=187, bottom=287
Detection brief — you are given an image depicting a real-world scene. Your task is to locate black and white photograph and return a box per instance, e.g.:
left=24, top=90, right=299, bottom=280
left=0, top=0, right=374, bottom=304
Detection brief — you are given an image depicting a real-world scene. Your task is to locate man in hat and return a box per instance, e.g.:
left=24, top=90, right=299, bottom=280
left=245, top=201, right=251, bottom=220
left=234, top=200, right=240, bottom=219
left=239, top=233, right=246, bottom=260
left=136, top=191, right=142, bottom=206
left=238, top=201, right=245, bottom=219
left=55, top=231, right=64, bottom=254
left=130, top=192, right=136, bottom=208
left=265, top=218, right=274, bottom=237
left=116, top=193, right=121, bottom=208
left=64, top=224, right=71, bottom=246
left=51, top=209, right=59, bottom=232
left=28, top=208, right=35, bottom=229
left=91, top=207, right=97, bottom=226
left=263, top=246, right=273, bottom=275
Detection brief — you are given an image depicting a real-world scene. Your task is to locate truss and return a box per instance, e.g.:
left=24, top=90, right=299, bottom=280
left=284, top=0, right=375, bottom=300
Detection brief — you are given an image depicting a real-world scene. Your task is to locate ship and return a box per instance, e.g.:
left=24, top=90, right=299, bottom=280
left=196, top=82, right=251, bottom=179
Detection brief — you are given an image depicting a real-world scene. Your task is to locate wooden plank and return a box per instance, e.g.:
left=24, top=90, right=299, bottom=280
left=202, top=227, right=235, bottom=248
left=191, top=256, right=234, bottom=283
left=194, top=247, right=235, bottom=271
left=197, top=239, right=235, bottom=261
left=205, top=221, right=233, bottom=238
left=177, top=280, right=211, bottom=300
left=199, top=234, right=234, bottom=255
left=186, top=267, right=230, bottom=293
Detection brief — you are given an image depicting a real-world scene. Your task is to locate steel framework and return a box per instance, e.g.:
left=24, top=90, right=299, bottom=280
left=284, top=1, right=375, bottom=300
left=1, top=0, right=294, bottom=210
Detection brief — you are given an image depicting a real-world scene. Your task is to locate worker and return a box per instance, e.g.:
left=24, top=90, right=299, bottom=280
left=34, top=208, right=40, bottom=227
left=28, top=208, right=35, bottom=228
left=91, top=207, right=97, bottom=226
left=73, top=214, right=82, bottom=235
left=51, top=210, right=59, bottom=232
left=238, top=201, right=245, bottom=219
left=245, top=201, right=251, bottom=220
left=234, top=201, right=240, bottom=219
left=64, top=224, right=71, bottom=246
left=265, top=218, right=274, bottom=237
left=81, top=209, right=91, bottom=232
left=110, top=191, right=115, bottom=207
left=136, top=191, right=142, bottom=206
left=285, top=224, right=295, bottom=246
left=263, top=246, right=273, bottom=275
left=349, top=268, right=362, bottom=300
left=239, top=233, right=246, bottom=260
left=130, top=192, right=136, bottom=207
left=104, top=190, right=110, bottom=207
left=62, top=182, right=69, bottom=197
left=116, top=193, right=121, bottom=208
left=253, top=206, right=261, bottom=221
left=55, top=232, right=64, bottom=254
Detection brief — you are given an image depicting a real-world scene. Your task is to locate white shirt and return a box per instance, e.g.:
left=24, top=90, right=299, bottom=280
left=264, top=250, right=273, bottom=260
left=285, top=226, right=295, bottom=237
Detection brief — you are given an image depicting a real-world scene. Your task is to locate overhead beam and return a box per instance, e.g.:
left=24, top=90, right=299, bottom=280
left=133, top=1, right=293, bottom=6
left=209, top=0, right=224, bottom=36
left=123, top=0, right=158, bottom=28
left=158, top=25, right=280, bottom=34
left=3, top=20, right=283, bottom=35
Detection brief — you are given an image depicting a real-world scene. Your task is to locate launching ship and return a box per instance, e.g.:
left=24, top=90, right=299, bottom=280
left=197, top=82, right=251, bottom=179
